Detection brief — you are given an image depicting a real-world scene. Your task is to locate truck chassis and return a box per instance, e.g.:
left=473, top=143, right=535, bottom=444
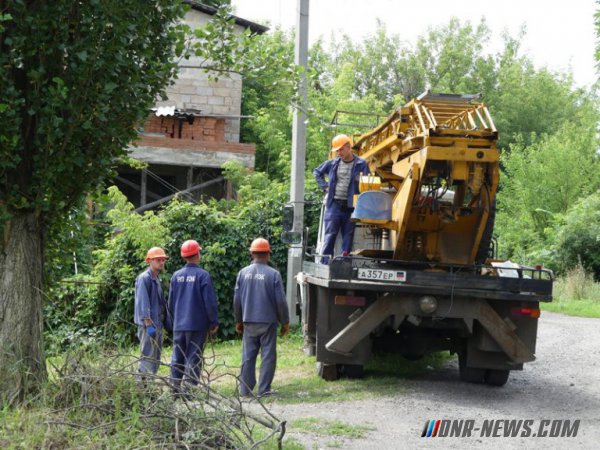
left=297, top=256, right=553, bottom=386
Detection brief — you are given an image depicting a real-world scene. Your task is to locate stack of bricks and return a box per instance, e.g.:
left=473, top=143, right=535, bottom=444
left=143, top=115, right=226, bottom=142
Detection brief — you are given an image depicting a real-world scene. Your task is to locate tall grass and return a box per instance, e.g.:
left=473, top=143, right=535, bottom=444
left=543, top=264, right=600, bottom=318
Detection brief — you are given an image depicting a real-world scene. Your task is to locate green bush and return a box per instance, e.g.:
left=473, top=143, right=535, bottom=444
left=44, top=166, right=325, bottom=349
left=549, top=192, right=600, bottom=278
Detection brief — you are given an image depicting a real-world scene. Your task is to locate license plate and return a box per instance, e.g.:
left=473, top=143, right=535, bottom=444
left=357, top=268, right=406, bottom=282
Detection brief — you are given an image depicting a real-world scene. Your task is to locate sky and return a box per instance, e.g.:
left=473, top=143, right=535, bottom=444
left=231, top=0, right=598, bottom=89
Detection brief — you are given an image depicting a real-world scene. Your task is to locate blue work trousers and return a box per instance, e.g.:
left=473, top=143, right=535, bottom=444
left=321, top=201, right=355, bottom=264
left=170, top=331, right=207, bottom=388
left=137, top=325, right=163, bottom=376
left=240, top=323, right=278, bottom=396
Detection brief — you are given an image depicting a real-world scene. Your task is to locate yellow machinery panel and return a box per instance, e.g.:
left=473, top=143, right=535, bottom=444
left=350, top=92, right=499, bottom=264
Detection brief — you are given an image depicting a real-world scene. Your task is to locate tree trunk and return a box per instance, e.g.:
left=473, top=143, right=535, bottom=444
left=0, top=211, right=47, bottom=404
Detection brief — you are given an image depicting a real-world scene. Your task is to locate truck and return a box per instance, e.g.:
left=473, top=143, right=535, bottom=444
left=290, top=92, right=553, bottom=386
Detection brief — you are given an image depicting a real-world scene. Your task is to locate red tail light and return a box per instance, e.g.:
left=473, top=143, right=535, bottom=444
left=511, top=307, right=540, bottom=318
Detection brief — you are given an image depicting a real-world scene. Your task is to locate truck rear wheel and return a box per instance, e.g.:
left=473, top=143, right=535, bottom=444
left=485, top=369, right=510, bottom=386
left=317, top=362, right=339, bottom=381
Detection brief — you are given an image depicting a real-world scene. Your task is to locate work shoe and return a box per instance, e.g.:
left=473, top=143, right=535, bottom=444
left=258, top=390, right=277, bottom=398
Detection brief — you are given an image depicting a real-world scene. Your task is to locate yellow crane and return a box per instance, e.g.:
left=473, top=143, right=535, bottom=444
left=350, top=92, right=499, bottom=265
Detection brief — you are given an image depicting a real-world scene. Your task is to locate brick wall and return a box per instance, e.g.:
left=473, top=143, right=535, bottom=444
left=143, top=115, right=226, bottom=142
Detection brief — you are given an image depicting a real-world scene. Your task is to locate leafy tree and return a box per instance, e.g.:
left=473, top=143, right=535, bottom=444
left=595, top=0, right=600, bottom=70
left=0, top=0, right=272, bottom=402
left=414, top=18, right=496, bottom=98
left=550, top=192, right=600, bottom=277
left=0, top=0, right=186, bottom=402
left=487, top=59, right=583, bottom=150
left=240, top=29, right=296, bottom=178
left=495, top=115, right=600, bottom=262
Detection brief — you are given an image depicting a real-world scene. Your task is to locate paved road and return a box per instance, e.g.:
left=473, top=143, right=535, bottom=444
left=272, top=312, right=600, bottom=449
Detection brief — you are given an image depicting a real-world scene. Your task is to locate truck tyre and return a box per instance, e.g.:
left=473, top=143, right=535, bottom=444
left=317, top=362, right=339, bottom=381
left=485, top=369, right=510, bottom=386
left=458, top=351, right=486, bottom=383
left=339, top=364, right=364, bottom=379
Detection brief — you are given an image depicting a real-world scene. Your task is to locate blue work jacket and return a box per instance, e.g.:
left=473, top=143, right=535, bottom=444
left=234, top=261, right=290, bottom=324
left=168, top=263, right=219, bottom=332
left=134, top=269, right=165, bottom=327
left=313, top=156, right=369, bottom=208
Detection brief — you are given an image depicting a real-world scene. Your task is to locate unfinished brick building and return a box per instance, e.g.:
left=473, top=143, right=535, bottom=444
left=116, top=1, right=267, bottom=211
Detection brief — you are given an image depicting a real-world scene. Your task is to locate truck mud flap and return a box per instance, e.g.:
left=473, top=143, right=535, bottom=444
left=476, top=301, right=535, bottom=364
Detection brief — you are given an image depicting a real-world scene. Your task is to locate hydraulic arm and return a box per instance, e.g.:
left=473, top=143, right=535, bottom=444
left=350, top=92, right=499, bottom=264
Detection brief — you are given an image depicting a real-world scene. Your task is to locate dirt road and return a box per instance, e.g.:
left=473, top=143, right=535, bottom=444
left=272, top=312, right=600, bottom=449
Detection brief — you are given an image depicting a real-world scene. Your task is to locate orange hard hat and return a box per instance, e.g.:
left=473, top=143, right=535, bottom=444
left=180, top=240, right=202, bottom=258
left=331, top=134, right=352, bottom=151
left=145, top=247, right=168, bottom=263
left=249, top=237, right=271, bottom=253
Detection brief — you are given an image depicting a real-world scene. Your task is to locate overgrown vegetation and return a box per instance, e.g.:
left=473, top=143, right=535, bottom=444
left=542, top=265, right=600, bottom=318
left=0, top=330, right=452, bottom=449
left=44, top=166, right=323, bottom=353
left=0, top=344, right=291, bottom=449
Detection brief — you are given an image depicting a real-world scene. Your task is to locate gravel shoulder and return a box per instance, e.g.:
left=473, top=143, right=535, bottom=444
left=271, top=312, right=600, bottom=449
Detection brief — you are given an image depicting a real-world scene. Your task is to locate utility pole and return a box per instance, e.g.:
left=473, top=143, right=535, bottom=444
left=286, top=0, right=309, bottom=324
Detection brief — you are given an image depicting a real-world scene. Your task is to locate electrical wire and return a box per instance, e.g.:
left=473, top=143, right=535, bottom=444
left=144, top=168, right=197, bottom=203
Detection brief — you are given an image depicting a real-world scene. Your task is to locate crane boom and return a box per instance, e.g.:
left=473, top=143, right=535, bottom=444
left=350, top=92, right=499, bottom=264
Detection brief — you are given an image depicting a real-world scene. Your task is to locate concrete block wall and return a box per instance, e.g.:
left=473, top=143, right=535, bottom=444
left=154, top=9, right=244, bottom=143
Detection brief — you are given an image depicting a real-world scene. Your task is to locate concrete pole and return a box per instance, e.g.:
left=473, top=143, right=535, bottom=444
left=286, top=0, right=309, bottom=324
left=140, top=169, right=147, bottom=207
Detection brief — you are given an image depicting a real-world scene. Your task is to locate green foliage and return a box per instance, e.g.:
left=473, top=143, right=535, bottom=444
left=542, top=264, right=600, bottom=318
left=45, top=187, right=170, bottom=353
left=594, top=0, right=600, bottom=70
left=550, top=192, right=600, bottom=276
left=488, top=61, right=584, bottom=150
left=240, top=29, right=297, bottom=178
left=46, top=168, right=295, bottom=347
left=0, top=0, right=185, bottom=228
left=45, top=193, right=109, bottom=283
left=414, top=18, right=496, bottom=98
left=495, top=116, right=600, bottom=265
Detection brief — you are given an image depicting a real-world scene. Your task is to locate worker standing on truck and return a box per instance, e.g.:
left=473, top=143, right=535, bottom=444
left=168, top=240, right=219, bottom=394
left=134, top=247, right=168, bottom=378
left=234, top=238, right=290, bottom=398
left=313, top=134, right=369, bottom=263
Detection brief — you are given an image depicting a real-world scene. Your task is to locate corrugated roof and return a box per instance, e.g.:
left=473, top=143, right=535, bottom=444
left=183, top=1, right=269, bottom=34
left=153, top=106, right=176, bottom=117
